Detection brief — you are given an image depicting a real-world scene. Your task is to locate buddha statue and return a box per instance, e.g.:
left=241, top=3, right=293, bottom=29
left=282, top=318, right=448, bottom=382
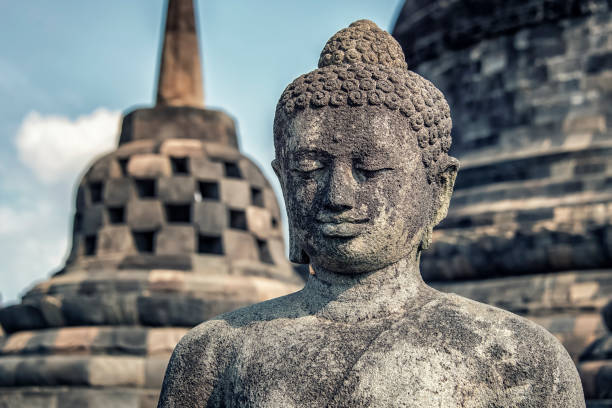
left=158, top=20, right=585, bottom=407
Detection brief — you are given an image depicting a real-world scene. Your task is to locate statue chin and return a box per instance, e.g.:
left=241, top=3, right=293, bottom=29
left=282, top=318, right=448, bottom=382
left=306, top=245, right=408, bottom=276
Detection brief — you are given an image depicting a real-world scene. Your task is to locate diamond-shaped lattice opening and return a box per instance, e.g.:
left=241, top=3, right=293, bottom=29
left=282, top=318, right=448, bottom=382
left=198, top=234, right=223, bottom=255
left=224, top=162, right=242, bottom=179
left=133, top=230, right=156, bottom=253
left=199, top=181, right=219, bottom=200
left=108, top=206, right=125, bottom=224
left=90, top=182, right=103, bottom=204
left=229, top=209, right=247, bottom=230
left=85, top=235, right=97, bottom=256
left=257, top=239, right=274, bottom=265
left=251, top=187, right=264, bottom=207
left=135, top=179, right=156, bottom=198
left=118, top=158, right=129, bottom=176
left=171, top=157, right=189, bottom=174
left=165, top=204, right=191, bottom=223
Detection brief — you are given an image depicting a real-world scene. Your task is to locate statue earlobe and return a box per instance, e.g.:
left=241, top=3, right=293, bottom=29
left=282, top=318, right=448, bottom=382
left=420, top=156, right=458, bottom=252
left=433, top=156, right=459, bottom=227
left=289, top=227, right=310, bottom=264
left=272, top=159, right=281, bottom=181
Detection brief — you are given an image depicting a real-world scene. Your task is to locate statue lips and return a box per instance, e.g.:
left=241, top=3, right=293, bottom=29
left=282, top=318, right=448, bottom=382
left=316, top=214, right=369, bottom=238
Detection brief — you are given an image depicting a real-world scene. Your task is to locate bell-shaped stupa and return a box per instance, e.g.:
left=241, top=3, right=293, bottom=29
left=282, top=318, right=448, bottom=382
left=0, top=0, right=302, bottom=406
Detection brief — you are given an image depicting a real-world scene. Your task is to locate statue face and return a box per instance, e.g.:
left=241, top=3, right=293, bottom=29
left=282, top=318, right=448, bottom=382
left=276, top=106, right=436, bottom=274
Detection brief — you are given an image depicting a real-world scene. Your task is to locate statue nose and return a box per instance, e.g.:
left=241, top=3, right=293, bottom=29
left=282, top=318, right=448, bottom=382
left=325, top=162, right=356, bottom=210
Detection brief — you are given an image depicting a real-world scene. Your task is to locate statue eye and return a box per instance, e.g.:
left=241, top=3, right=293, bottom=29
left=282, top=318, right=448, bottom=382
left=292, top=159, right=325, bottom=174
left=354, top=166, right=393, bottom=180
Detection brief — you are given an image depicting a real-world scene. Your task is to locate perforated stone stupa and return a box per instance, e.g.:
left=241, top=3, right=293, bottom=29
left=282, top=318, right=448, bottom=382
left=0, top=0, right=301, bottom=406
left=393, top=1, right=612, bottom=405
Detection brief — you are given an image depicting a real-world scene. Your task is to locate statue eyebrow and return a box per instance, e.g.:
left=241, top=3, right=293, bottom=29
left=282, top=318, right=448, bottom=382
left=290, top=149, right=331, bottom=160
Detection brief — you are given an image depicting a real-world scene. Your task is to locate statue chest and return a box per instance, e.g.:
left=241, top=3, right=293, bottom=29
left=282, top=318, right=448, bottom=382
left=217, top=319, right=519, bottom=407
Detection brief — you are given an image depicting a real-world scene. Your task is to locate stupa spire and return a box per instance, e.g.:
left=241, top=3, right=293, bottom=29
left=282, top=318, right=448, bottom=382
left=156, top=0, right=204, bottom=108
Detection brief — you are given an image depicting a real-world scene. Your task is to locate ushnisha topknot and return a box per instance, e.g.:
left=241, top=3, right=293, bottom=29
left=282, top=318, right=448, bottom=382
left=274, top=20, right=456, bottom=184
left=318, top=19, right=408, bottom=69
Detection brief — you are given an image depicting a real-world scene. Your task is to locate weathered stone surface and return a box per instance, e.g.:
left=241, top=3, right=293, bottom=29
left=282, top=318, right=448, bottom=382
left=158, top=20, right=585, bottom=407
left=222, top=230, right=258, bottom=261
left=128, top=155, right=172, bottom=178
left=119, top=107, right=239, bottom=148
left=97, top=226, right=134, bottom=255
left=245, top=206, right=271, bottom=239
left=156, top=226, right=195, bottom=255
left=193, top=201, right=226, bottom=234
left=87, top=155, right=122, bottom=181
left=0, top=305, right=47, bottom=334
left=104, top=178, right=132, bottom=205
left=126, top=201, right=164, bottom=231
left=157, top=177, right=195, bottom=203
left=159, top=139, right=205, bottom=158
left=219, top=179, right=250, bottom=208
left=238, top=158, right=268, bottom=188
left=189, top=157, right=223, bottom=179
left=81, top=205, right=104, bottom=235
left=156, top=0, right=203, bottom=108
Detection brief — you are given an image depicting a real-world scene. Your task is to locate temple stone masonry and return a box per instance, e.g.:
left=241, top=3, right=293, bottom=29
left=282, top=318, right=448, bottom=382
left=580, top=300, right=612, bottom=403
left=0, top=0, right=302, bottom=406
left=393, top=0, right=612, bottom=405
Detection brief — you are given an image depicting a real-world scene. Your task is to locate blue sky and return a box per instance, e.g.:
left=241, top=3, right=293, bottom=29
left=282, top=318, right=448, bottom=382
left=0, top=0, right=404, bottom=303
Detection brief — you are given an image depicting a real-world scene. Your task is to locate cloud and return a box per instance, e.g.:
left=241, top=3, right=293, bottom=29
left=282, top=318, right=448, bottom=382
left=0, top=107, right=120, bottom=304
left=0, top=200, right=69, bottom=305
left=15, top=108, right=121, bottom=183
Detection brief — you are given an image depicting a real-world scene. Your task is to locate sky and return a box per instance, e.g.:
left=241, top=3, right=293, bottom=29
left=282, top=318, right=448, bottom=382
left=0, top=0, right=404, bottom=304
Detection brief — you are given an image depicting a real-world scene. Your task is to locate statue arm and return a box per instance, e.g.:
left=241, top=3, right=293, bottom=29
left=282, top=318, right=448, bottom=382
left=157, top=322, right=233, bottom=407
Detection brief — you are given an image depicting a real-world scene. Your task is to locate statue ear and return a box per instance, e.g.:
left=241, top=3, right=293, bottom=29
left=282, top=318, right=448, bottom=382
left=272, top=157, right=310, bottom=264
left=419, top=157, right=458, bottom=252
left=432, top=156, right=459, bottom=227
left=272, top=159, right=281, bottom=181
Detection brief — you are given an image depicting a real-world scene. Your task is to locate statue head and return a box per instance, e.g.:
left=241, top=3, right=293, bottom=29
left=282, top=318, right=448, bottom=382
left=272, top=20, right=458, bottom=274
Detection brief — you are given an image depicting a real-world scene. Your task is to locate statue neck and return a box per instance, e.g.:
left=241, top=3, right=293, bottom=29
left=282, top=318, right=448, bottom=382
left=301, top=251, right=437, bottom=322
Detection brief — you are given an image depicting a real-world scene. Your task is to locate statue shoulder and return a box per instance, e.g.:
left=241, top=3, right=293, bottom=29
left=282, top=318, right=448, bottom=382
left=157, top=319, right=237, bottom=407
left=439, top=293, right=585, bottom=407
left=158, top=291, right=306, bottom=407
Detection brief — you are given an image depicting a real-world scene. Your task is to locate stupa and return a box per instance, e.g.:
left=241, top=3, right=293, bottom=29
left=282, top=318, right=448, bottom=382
left=393, top=0, right=612, bottom=405
left=0, top=0, right=301, bottom=406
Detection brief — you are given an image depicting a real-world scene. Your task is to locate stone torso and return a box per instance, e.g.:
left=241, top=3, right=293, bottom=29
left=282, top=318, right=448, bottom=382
left=159, top=290, right=584, bottom=408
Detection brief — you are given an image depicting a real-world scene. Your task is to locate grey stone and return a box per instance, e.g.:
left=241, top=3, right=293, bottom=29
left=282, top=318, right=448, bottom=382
left=119, top=254, right=192, bottom=271
left=219, top=179, right=250, bottom=208
left=158, top=20, right=585, bottom=408
left=245, top=206, right=271, bottom=239
left=156, top=226, right=196, bottom=255
left=104, top=178, right=132, bottom=205
left=127, top=201, right=164, bottom=231
left=189, top=157, right=224, bottom=179
left=0, top=305, right=47, bottom=334
left=239, top=158, right=268, bottom=188
left=222, top=230, right=258, bottom=261
left=158, top=176, right=195, bottom=203
left=128, top=154, right=172, bottom=178
left=87, top=155, right=122, bottom=181
left=97, top=226, right=134, bottom=255
left=193, top=201, right=226, bottom=234
left=81, top=205, right=104, bottom=235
